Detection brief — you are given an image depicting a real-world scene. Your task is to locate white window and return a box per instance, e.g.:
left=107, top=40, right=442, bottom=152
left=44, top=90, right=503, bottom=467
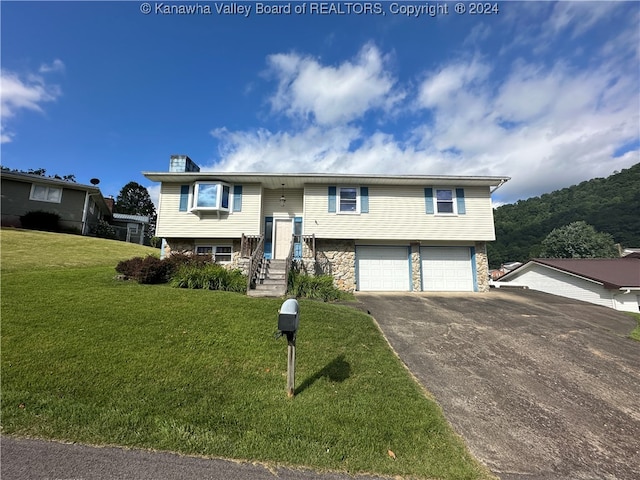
left=435, top=189, right=455, bottom=214
left=89, top=200, right=96, bottom=214
left=30, top=184, right=62, bottom=203
left=338, top=187, right=359, bottom=213
left=196, top=245, right=232, bottom=263
left=213, top=246, right=232, bottom=263
left=192, top=182, right=230, bottom=211
left=196, top=246, right=213, bottom=256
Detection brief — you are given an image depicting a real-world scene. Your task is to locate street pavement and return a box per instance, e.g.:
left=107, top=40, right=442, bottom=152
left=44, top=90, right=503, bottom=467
left=1, top=436, right=390, bottom=480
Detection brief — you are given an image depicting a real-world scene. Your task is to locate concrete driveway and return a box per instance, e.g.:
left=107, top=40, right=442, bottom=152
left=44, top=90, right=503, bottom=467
left=357, top=289, right=640, bottom=480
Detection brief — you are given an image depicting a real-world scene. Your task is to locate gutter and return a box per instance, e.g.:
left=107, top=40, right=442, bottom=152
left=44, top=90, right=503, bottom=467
left=490, top=177, right=509, bottom=194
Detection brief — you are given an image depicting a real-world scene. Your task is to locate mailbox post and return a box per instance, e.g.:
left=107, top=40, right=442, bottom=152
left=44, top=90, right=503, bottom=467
left=278, top=299, right=299, bottom=398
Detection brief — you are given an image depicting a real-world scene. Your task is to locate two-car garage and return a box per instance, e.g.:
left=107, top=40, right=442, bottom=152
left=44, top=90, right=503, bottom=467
left=356, top=245, right=475, bottom=292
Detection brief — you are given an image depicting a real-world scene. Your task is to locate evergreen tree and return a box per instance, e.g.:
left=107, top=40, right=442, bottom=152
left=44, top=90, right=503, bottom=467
left=114, top=182, right=157, bottom=238
left=114, top=182, right=156, bottom=216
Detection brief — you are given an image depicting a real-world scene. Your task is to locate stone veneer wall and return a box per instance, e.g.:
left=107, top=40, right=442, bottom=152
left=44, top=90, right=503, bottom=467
left=410, top=243, right=421, bottom=291
left=475, top=241, right=489, bottom=292
left=164, top=239, right=194, bottom=257
left=164, top=238, right=243, bottom=270
left=313, top=239, right=356, bottom=292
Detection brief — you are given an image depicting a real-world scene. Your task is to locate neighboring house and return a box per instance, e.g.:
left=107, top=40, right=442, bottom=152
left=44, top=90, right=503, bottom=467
left=499, top=256, right=640, bottom=312
left=143, top=155, right=509, bottom=293
left=111, top=213, right=150, bottom=245
left=491, top=261, right=523, bottom=280
left=1, top=171, right=111, bottom=235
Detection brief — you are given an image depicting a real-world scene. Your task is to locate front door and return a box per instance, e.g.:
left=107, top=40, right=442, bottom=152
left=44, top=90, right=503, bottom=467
left=274, top=219, right=293, bottom=259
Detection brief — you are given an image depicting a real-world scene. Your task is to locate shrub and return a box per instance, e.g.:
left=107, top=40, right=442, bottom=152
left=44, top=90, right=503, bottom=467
left=164, top=252, right=212, bottom=278
left=288, top=269, right=343, bottom=302
left=115, top=256, right=168, bottom=284
left=170, top=263, right=247, bottom=293
left=94, top=219, right=117, bottom=239
left=136, top=256, right=171, bottom=284
left=20, top=210, right=61, bottom=232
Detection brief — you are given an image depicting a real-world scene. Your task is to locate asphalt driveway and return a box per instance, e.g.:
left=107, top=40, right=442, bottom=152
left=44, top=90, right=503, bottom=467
left=357, top=289, right=640, bottom=480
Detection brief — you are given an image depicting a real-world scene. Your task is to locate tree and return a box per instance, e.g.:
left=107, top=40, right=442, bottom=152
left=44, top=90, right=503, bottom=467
left=114, top=182, right=155, bottom=215
left=1, top=166, right=76, bottom=182
left=114, top=182, right=157, bottom=238
left=539, top=221, right=618, bottom=259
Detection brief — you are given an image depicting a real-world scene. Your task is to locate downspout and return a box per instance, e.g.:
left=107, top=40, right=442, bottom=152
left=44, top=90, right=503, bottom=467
left=81, top=191, right=91, bottom=235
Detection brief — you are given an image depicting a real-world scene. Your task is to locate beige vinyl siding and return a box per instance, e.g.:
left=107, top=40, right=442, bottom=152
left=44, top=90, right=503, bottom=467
left=303, top=185, right=496, bottom=241
left=156, top=183, right=261, bottom=238
left=262, top=188, right=303, bottom=218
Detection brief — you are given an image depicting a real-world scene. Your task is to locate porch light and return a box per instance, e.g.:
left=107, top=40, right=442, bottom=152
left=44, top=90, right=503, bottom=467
left=280, top=183, right=286, bottom=207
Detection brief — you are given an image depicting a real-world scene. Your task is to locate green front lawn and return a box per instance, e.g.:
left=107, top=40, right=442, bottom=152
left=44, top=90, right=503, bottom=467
left=628, top=313, right=640, bottom=341
left=1, top=229, right=492, bottom=479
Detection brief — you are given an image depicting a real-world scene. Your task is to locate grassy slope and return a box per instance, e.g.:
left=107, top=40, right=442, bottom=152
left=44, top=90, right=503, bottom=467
left=0, top=228, right=159, bottom=272
left=628, top=313, right=640, bottom=341
left=1, top=229, right=492, bottom=479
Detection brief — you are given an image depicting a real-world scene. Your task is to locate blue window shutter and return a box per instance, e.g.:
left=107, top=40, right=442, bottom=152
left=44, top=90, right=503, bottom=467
left=294, top=217, right=303, bottom=258
left=179, top=185, right=189, bottom=212
left=424, top=188, right=434, bottom=214
left=233, top=185, right=243, bottom=212
left=360, top=187, right=369, bottom=213
left=328, top=186, right=336, bottom=213
left=456, top=188, right=466, bottom=214
left=264, top=217, right=273, bottom=259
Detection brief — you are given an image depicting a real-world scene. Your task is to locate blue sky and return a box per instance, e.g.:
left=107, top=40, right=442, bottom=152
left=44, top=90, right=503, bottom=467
left=1, top=1, right=638, bottom=206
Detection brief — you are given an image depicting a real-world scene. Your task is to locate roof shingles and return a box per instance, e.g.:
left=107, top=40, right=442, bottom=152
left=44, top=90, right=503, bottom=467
left=532, top=257, right=640, bottom=289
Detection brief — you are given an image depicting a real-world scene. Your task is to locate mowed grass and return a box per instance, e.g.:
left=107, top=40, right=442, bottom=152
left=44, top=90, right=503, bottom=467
left=1, top=229, right=492, bottom=479
left=0, top=228, right=159, bottom=272
left=629, top=313, right=640, bottom=341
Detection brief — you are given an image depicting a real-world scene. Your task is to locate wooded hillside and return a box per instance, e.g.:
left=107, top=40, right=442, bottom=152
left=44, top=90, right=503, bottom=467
left=488, top=163, right=640, bottom=268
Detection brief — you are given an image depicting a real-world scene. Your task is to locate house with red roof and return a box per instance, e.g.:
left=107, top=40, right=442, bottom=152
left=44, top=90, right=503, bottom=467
left=499, top=255, right=640, bottom=312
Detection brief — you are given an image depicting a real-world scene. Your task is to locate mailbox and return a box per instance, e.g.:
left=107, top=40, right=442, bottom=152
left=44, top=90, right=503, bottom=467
left=278, top=298, right=299, bottom=333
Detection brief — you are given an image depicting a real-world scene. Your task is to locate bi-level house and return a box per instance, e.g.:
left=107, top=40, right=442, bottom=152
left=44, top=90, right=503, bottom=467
left=144, top=155, right=509, bottom=294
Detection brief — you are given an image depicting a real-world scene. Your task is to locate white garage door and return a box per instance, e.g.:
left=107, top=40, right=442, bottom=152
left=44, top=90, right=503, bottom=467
left=421, top=247, right=474, bottom=292
left=357, top=246, right=410, bottom=291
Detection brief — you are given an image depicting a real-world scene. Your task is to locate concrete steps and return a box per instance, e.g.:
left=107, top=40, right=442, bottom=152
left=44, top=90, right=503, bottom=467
left=247, top=259, right=288, bottom=297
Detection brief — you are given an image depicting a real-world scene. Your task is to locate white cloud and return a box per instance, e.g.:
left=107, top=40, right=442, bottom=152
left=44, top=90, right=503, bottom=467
left=146, top=184, right=161, bottom=210
left=209, top=9, right=638, bottom=205
left=0, top=63, right=63, bottom=143
left=266, top=43, right=403, bottom=126
left=39, top=59, right=65, bottom=74
left=549, top=2, right=621, bottom=39
left=417, top=59, right=490, bottom=109
left=0, top=129, right=14, bottom=143
left=210, top=125, right=361, bottom=172
left=463, top=23, right=492, bottom=47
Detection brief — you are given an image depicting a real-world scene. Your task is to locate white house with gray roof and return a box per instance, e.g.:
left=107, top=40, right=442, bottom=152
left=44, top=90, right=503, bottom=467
left=144, top=155, right=509, bottom=294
